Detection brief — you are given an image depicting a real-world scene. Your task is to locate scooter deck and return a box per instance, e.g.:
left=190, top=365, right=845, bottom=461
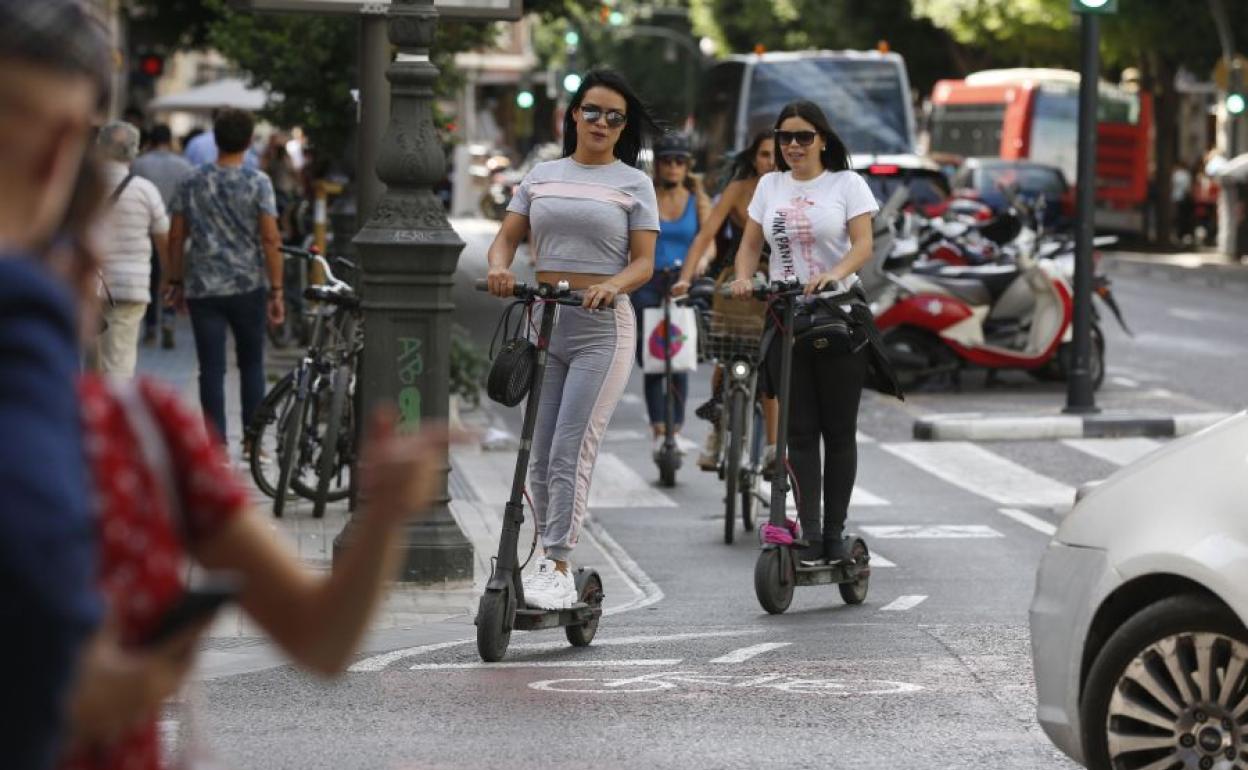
left=514, top=603, right=601, bottom=631
left=793, top=561, right=870, bottom=587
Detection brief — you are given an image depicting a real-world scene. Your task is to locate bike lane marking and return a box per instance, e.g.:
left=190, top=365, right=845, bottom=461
left=882, top=441, right=1074, bottom=507
left=527, top=671, right=925, bottom=696
left=880, top=595, right=927, bottom=612
left=509, top=629, right=764, bottom=653
left=709, top=642, right=791, bottom=664
left=862, top=525, right=1002, bottom=539
left=409, top=659, right=683, bottom=671
left=996, top=507, right=1056, bottom=537
left=1061, top=437, right=1161, bottom=467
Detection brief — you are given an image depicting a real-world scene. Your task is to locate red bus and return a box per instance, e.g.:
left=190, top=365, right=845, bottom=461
left=928, top=68, right=1152, bottom=231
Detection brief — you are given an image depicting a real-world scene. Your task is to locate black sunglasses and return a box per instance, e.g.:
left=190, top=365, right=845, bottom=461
left=580, top=104, right=628, bottom=129
left=776, top=130, right=818, bottom=147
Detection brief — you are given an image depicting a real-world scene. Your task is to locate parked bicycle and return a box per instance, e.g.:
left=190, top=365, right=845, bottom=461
left=246, top=245, right=361, bottom=518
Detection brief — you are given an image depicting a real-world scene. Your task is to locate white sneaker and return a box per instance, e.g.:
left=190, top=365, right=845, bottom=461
left=522, top=559, right=578, bottom=610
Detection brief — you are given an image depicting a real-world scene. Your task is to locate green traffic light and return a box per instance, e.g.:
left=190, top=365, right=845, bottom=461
left=516, top=91, right=535, bottom=110
left=563, top=73, right=582, bottom=93
left=564, top=30, right=579, bottom=47
left=1228, top=93, right=1247, bottom=116
left=608, top=11, right=625, bottom=25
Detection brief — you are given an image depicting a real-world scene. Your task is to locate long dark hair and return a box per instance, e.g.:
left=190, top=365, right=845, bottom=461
left=773, top=101, right=851, bottom=173
left=562, top=68, right=662, bottom=168
left=730, top=130, right=774, bottom=181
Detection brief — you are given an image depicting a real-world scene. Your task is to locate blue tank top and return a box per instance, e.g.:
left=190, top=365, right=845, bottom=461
left=654, top=192, right=698, bottom=272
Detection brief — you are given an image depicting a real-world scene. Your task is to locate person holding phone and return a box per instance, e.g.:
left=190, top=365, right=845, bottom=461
left=485, top=68, right=660, bottom=610
left=730, top=100, right=880, bottom=566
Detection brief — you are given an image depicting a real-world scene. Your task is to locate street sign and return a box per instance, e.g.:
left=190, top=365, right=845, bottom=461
left=1071, top=0, right=1118, bottom=13
left=229, top=0, right=522, bottom=20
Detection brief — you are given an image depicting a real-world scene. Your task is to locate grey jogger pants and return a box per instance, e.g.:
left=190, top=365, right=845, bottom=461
left=529, top=300, right=635, bottom=562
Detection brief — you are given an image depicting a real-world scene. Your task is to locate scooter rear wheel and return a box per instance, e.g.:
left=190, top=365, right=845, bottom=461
left=838, top=539, right=871, bottom=605
left=476, top=588, right=512, bottom=662
left=754, top=547, right=794, bottom=615
left=565, top=572, right=604, bottom=647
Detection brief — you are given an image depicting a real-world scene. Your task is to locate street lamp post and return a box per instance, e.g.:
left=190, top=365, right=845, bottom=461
left=338, top=0, right=473, bottom=581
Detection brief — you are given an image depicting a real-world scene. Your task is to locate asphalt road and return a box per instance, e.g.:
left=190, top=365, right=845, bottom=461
left=193, top=224, right=1247, bottom=770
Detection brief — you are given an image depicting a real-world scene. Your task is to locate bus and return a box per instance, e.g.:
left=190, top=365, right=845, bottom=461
left=928, top=68, right=1153, bottom=231
left=693, top=50, right=947, bottom=207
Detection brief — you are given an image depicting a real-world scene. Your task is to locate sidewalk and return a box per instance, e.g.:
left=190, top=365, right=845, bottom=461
left=134, top=317, right=656, bottom=680
left=1103, top=247, right=1248, bottom=290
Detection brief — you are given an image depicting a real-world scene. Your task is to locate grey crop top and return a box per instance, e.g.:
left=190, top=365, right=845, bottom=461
left=507, top=157, right=660, bottom=274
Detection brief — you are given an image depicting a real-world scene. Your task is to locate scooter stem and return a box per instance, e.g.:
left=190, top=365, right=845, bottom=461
left=769, top=295, right=797, bottom=527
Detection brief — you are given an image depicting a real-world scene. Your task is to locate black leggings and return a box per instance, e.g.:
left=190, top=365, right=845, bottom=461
left=786, top=346, right=867, bottom=543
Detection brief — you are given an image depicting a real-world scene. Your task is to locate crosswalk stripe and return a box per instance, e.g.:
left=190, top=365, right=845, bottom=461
left=710, top=643, right=791, bottom=664
left=881, top=595, right=927, bottom=611
left=863, top=525, right=1002, bottom=539
left=510, top=630, right=763, bottom=653
left=997, top=507, right=1057, bottom=536
left=1061, top=437, right=1161, bottom=467
left=882, top=442, right=1075, bottom=507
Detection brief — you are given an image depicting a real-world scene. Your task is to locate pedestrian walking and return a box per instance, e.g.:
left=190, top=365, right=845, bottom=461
left=730, top=100, right=884, bottom=565
left=631, top=132, right=710, bottom=455
left=672, top=131, right=779, bottom=470
left=167, top=108, right=284, bottom=451
left=484, top=68, right=660, bottom=609
left=132, top=123, right=193, bottom=349
left=92, top=122, right=170, bottom=377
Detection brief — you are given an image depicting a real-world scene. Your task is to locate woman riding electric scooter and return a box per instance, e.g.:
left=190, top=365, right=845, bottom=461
left=485, top=68, right=660, bottom=611
left=630, top=132, right=710, bottom=482
left=730, top=100, right=901, bottom=566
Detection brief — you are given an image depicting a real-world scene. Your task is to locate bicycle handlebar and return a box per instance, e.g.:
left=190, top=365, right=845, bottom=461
left=279, top=246, right=353, bottom=292
left=473, top=278, right=612, bottom=307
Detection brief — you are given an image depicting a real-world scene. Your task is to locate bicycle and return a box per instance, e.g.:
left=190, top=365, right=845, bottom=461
left=246, top=246, right=360, bottom=519
left=687, top=279, right=767, bottom=544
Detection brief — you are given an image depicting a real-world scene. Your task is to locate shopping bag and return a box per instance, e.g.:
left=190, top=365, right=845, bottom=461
left=642, top=305, right=698, bottom=374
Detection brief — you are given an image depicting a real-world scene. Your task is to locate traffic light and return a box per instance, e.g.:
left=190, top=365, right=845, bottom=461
left=516, top=90, right=535, bottom=110
left=1070, top=0, right=1118, bottom=12
left=138, top=53, right=164, bottom=78
left=563, top=73, right=583, bottom=93
left=1230, top=67, right=1246, bottom=116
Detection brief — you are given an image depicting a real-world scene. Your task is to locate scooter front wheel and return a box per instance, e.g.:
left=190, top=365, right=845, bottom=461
left=476, top=587, right=513, bottom=662
left=565, top=571, right=604, bottom=647
left=838, top=538, right=871, bottom=605
left=754, top=547, right=794, bottom=615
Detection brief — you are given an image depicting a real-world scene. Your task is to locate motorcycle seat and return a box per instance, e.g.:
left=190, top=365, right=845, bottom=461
left=927, top=264, right=1021, bottom=305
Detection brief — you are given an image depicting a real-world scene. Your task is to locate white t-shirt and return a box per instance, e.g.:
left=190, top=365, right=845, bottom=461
left=746, top=170, right=879, bottom=285
left=100, top=161, right=170, bottom=304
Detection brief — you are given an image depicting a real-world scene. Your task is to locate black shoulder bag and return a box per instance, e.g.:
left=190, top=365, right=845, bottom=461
left=486, top=299, right=537, bottom=407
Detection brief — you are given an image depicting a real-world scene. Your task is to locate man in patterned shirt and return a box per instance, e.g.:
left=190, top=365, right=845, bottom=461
left=167, top=108, right=284, bottom=450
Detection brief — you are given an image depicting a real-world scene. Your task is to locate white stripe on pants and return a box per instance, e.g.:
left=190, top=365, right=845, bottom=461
left=528, top=301, right=635, bottom=562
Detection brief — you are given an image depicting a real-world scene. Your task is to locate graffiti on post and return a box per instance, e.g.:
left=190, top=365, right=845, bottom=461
left=397, top=336, right=424, bottom=428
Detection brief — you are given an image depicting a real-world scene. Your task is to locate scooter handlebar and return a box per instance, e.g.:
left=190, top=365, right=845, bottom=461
left=473, top=278, right=610, bottom=307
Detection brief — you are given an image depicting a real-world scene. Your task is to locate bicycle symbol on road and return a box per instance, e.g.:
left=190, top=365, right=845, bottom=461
left=528, top=671, right=923, bottom=695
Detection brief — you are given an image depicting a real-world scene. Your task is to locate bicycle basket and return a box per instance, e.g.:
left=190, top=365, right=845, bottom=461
left=702, top=301, right=766, bottom=364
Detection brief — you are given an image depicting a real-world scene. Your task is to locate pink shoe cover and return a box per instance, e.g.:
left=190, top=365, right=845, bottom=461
left=761, top=518, right=800, bottom=546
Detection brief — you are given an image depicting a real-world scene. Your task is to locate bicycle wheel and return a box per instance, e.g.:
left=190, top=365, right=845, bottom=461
left=741, top=401, right=764, bottom=533
left=248, top=372, right=296, bottom=499
left=312, top=363, right=352, bottom=518
left=273, top=379, right=309, bottom=518
left=290, top=372, right=352, bottom=503
left=723, top=388, right=746, bottom=545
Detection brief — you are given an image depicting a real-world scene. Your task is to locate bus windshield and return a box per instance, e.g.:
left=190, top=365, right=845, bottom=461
left=746, top=58, right=913, bottom=155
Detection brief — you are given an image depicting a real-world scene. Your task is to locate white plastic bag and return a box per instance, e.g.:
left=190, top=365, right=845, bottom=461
left=642, top=305, right=698, bottom=374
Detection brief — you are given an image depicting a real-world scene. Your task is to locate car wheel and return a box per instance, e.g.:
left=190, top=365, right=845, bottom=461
left=1081, top=594, right=1248, bottom=770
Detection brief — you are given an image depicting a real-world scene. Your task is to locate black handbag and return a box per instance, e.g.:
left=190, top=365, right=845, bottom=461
left=486, top=300, right=537, bottom=407
left=792, top=301, right=866, bottom=356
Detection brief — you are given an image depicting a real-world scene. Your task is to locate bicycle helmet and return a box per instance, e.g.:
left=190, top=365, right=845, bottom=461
left=653, top=132, right=692, bottom=159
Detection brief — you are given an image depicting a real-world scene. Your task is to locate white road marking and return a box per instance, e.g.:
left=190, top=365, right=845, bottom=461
left=605, top=428, right=647, bottom=442
left=509, top=629, right=763, bottom=653
left=350, top=640, right=483, bottom=673
left=882, top=442, right=1075, bottom=507
left=1061, top=437, right=1161, bottom=467
left=410, top=659, right=683, bottom=671
left=709, top=642, right=791, bottom=664
left=862, top=525, right=1003, bottom=539
left=857, top=430, right=875, bottom=444
left=871, top=553, right=896, bottom=568
left=619, top=393, right=643, bottom=406
left=675, top=435, right=700, bottom=453
left=1110, top=376, right=1139, bottom=389
left=758, top=479, right=888, bottom=508
left=997, top=507, right=1057, bottom=536
left=880, top=595, right=927, bottom=612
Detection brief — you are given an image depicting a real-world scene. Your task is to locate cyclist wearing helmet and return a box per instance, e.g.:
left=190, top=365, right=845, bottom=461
left=631, top=133, right=710, bottom=456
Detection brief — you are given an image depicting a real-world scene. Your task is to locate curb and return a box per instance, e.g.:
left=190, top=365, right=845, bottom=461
left=913, top=411, right=1233, bottom=442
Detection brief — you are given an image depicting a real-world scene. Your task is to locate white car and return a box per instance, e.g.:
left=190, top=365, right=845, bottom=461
left=1030, top=413, right=1248, bottom=770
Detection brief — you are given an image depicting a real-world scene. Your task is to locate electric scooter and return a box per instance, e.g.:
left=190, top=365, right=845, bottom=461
left=473, top=280, right=606, bottom=662
left=747, top=279, right=872, bottom=615
left=652, top=269, right=683, bottom=487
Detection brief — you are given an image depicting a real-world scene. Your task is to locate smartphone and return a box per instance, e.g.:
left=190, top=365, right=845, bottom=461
left=145, top=573, right=242, bottom=646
